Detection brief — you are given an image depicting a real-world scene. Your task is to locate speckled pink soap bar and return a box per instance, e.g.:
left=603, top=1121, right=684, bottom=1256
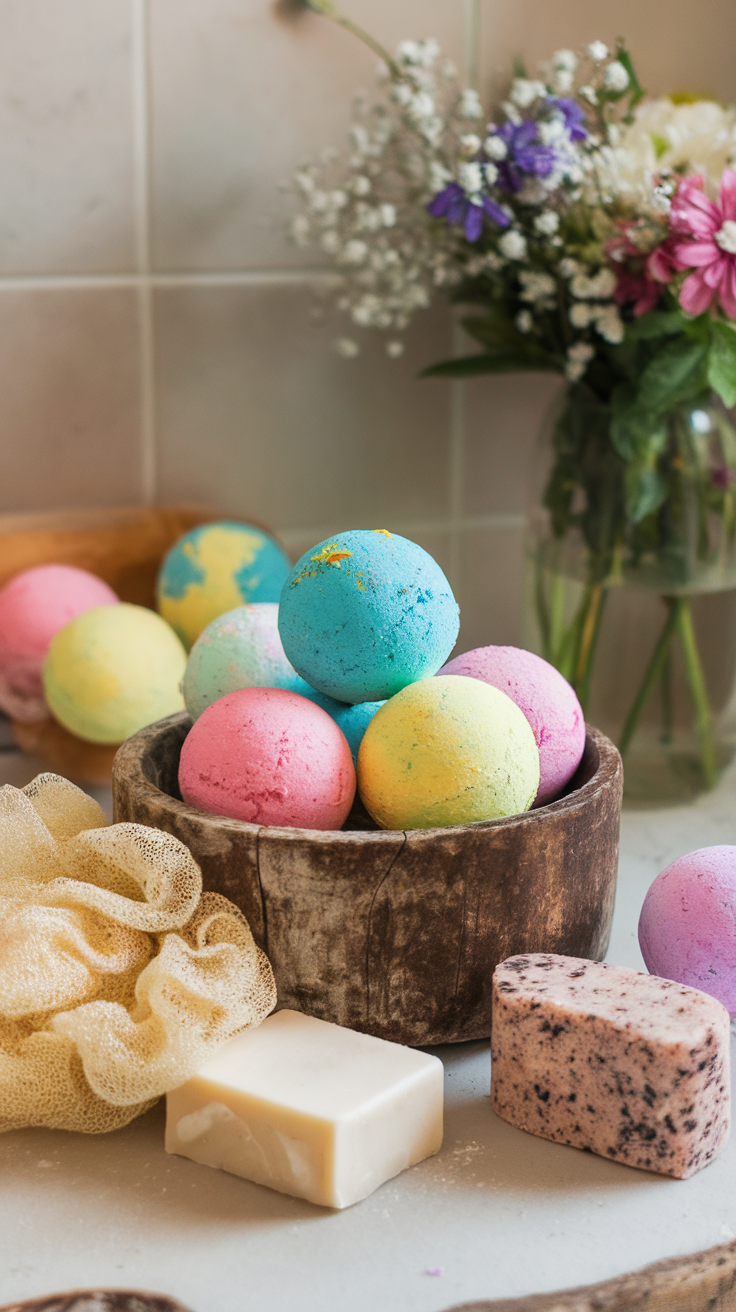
left=491, top=953, right=730, bottom=1179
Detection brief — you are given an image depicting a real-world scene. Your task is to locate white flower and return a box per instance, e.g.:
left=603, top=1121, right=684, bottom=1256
left=510, top=78, right=547, bottom=108
left=516, top=310, right=533, bottom=333
left=295, top=170, right=315, bottom=194
left=429, top=161, right=452, bottom=191
left=613, top=98, right=736, bottom=198
left=460, top=88, right=483, bottom=118
left=397, top=40, right=421, bottom=65
left=588, top=41, right=609, bottom=61
left=352, top=175, right=371, bottom=196
left=559, top=257, right=581, bottom=278
left=570, top=268, right=617, bottom=299
left=342, top=239, right=369, bottom=265
left=334, top=338, right=359, bottom=358
left=594, top=304, right=625, bottom=343
left=459, top=162, right=483, bottom=196
left=483, top=162, right=499, bottom=186
left=392, top=82, right=413, bottom=107
left=538, top=118, right=567, bottom=145
left=484, top=134, right=508, bottom=161
left=460, top=133, right=482, bottom=155
left=566, top=342, right=595, bottom=381
left=329, top=189, right=347, bottom=209
left=380, top=203, right=397, bottom=227
left=386, top=340, right=405, bottom=357
left=569, top=302, right=594, bottom=328
left=289, top=215, right=310, bottom=245
left=604, top=61, right=629, bottom=92
left=519, top=270, right=556, bottom=303
left=552, top=49, right=578, bottom=72
left=498, top=229, right=527, bottom=260
left=409, top=92, right=435, bottom=121
left=534, top=210, right=560, bottom=235
left=320, top=230, right=340, bottom=253
left=579, top=85, right=598, bottom=105
left=501, top=101, right=522, bottom=125
left=551, top=70, right=574, bottom=94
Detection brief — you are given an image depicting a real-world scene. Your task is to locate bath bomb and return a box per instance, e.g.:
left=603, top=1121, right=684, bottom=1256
left=178, top=687, right=356, bottom=829
left=279, top=530, right=460, bottom=703
left=357, top=675, right=539, bottom=830
left=440, top=645, right=585, bottom=807
left=43, top=603, right=187, bottom=744
left=0, top=564, right=119, bottom=722
left=157, top=521, right=291, bottom=650
left=183, top=603, right=345, bottom=721
left=639, top=847, right=736, bottom=1014
left=330, top=700, right=385, bottom=766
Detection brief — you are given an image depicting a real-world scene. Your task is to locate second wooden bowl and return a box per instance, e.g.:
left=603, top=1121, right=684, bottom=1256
left=112, top=714, right=623, bottom=1046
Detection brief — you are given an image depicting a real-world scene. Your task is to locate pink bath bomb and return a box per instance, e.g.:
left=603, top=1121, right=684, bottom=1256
left=0, top=564, right=119, bottom=721
left=178, top=686, right=356, bottom=830
left=639, top=847, right=736, bottom=1014
left=439, top=645, right=585, bottom=807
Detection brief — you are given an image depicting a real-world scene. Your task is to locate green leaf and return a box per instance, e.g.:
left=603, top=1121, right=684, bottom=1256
left=422, top=352, right=563, bottom=378
left=623, top=311, right=687, bottom=342
left=615, top=42, right=646, bottom=116
left=636, top=338, right=709, bottom=413
left=708, top=320, right=736, bottom=409
left=625, top=463, right=667, bottom=523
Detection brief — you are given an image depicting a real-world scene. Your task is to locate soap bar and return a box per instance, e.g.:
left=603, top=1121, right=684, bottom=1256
left=491, top=953, right=730, bottom=1179
left=165, top=1009, right=444, bottom=1208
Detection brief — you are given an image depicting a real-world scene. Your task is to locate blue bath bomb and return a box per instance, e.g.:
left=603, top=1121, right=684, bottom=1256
left=278, top=530, right=460, bottom=703
left=330, top=700, right=385, bottom=765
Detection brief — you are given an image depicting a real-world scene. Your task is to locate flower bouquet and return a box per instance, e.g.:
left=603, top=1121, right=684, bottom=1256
left=290, top=2, right=736, bottom=794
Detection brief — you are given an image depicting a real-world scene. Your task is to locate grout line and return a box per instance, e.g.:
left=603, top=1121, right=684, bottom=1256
left=131, top=0, right=156, bottom=504
left=277, top=513, right=525, bottom=553
left=0, top=269, right=338, bottom=293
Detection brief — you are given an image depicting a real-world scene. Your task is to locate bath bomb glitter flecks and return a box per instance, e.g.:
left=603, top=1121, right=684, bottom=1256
left=278, top=530, right=460, bottom=704
left=43, top=604, right=187, bottom=744
left=0, top=565, right=119, bottom=722
left=157, top=522, right=291, bottom=650
left=440, top=645, right=585, bottom=807
left=178, top=687, right=356, bottom=830
left=357, top=676, right=539, bottom=830
left=639, top=846, right=736, bottom=1015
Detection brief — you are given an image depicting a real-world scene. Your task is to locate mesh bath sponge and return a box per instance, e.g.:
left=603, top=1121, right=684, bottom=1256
left=0, top=773, right=276, bottom=1133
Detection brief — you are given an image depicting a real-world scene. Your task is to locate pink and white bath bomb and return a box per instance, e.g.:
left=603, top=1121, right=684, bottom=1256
left=178, top=686, right=356, bottom=830
left=439, top=645, right=585, bottom=807
left=639, top=847, right=736, bottom=1014
left=0, top=564, right=119, bottom=721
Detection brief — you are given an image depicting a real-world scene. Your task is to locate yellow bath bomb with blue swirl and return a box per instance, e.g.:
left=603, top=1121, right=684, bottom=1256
left=43, top=604, right=187, bottom=744
left=157, top=521, right=291, bottom=649
left=357, top=676, right=539, bottom=830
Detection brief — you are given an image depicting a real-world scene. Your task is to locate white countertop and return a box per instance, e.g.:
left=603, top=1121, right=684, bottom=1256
left=1, top=735, right=735, bottom=1312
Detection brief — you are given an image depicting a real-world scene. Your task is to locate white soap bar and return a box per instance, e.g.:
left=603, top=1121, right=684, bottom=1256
left=165, top=1009, right=444, bottom=1208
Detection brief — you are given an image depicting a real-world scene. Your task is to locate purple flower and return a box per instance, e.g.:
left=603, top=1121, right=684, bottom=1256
left=711, top=464, right=736, bottom=490
left=546, top=96, right=588, bottom=142
left=427, top=183, right=510, bottom=242
left=495, top=120, right=558, bottom=192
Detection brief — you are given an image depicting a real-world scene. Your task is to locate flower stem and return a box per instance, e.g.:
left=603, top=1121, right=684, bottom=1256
left=618, top=598, right=678, bottom=758
left=573, top=583, right=606, bottom=714
left=301, top=0, right=400, bottom=77
left=675, top=596, right=718, bottom=788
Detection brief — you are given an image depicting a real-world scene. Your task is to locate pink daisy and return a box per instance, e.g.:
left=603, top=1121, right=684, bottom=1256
left=670, top=169, right=736, bottom=318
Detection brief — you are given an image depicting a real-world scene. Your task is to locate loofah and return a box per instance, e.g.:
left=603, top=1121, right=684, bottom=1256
left=0, top=773, right=277, bottom=1134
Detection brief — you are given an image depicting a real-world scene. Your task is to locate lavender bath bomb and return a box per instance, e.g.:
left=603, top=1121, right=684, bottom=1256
left=639, top=847, right=736, bottom=1014
left=439, top=645, right=585, bottom=807
left=279, top=530, right=459, bottom=704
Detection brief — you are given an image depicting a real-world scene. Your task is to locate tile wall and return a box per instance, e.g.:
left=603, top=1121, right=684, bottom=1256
left=0, top=0, right=734, bottom=648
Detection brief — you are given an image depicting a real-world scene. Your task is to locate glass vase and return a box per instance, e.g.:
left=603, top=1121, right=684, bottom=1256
left=525, top=386, right=736, bottom=804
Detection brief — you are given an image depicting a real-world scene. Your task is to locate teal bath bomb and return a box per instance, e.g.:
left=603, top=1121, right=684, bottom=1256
left=157, top=521, right=291, bottom=649
left=330, top=700, right=385, bottom=765
left=278, top=530, right=460, bottom=703
left=183, top=603, right=345, bottom=721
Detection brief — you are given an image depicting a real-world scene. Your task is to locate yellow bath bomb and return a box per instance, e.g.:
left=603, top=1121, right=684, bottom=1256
left=357, top=675, right=540, bottom=830
left=43, top=604, right=187, bottom=744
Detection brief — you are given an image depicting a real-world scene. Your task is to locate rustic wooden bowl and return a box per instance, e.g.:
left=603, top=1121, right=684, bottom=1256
left=112, top=712, right=623, bottom=1046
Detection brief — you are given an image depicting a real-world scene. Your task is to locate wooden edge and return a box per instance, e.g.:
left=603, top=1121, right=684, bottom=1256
left=441, top=1237, right=736, bottom=1312
left=112, top=716, right=623, bottom=845
left=0, top=1291, right=195, bottom=1312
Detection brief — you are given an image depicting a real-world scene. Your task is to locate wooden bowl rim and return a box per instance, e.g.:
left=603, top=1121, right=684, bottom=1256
left=112, top=715, right=622, bottom=847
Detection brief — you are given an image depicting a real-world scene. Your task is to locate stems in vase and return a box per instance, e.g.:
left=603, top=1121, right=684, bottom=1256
left=675, top=597, right=718, bottom=788
left=618, top=598, right=678, bottom=757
